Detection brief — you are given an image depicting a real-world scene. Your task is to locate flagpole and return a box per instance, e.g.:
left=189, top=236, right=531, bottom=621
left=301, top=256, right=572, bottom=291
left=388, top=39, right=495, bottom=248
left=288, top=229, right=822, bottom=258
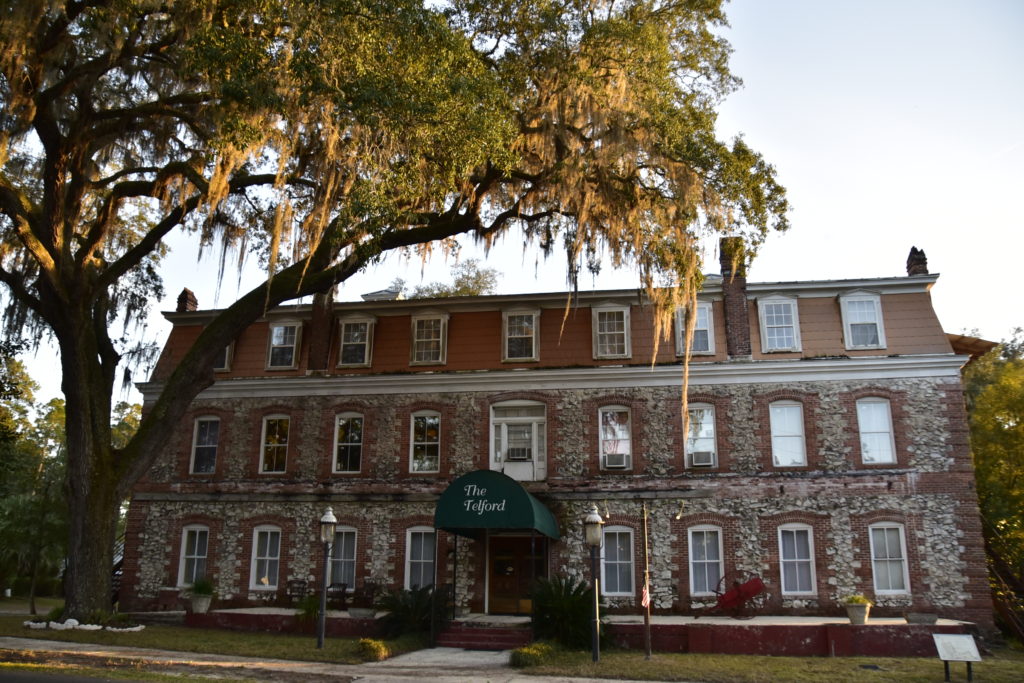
left=642, top=501, right=652, bottom=659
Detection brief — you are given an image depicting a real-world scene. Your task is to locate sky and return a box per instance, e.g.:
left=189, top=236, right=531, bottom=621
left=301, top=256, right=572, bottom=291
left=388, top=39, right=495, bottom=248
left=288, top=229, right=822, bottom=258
left=26, top=0, right=1024, bottom=403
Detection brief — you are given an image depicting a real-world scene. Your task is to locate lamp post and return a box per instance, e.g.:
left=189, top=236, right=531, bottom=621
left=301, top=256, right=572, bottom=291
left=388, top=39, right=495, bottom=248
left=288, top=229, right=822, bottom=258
left=583, top=504, right=604, bottom=663
left=317, top=506, right=337, bottom=649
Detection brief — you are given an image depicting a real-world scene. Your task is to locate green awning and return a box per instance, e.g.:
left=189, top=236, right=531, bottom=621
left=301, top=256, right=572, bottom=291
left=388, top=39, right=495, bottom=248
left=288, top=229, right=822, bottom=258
left=434, top=470, right=560, bottom=540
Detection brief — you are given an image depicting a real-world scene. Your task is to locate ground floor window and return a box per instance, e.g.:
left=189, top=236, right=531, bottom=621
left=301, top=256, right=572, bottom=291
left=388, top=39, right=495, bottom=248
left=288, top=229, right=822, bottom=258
left=178, top=525, right=208, bottom=586
left=688, top=526, right=722, bottom=596
left=406, top=527, right=435, bottom=590
left=330, top=527, right=357, bottom=587
left=250, top=526, right=281, bottom=590
left=601, top=526, right=634, bottom=597
left=779, top=524, right=816, bottom=595
left=869, top=523, right=910, bottom=594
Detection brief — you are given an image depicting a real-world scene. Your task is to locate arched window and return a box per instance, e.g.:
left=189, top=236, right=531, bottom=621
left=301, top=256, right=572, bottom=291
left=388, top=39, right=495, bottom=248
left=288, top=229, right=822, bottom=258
left=410, top=411, right=441, bottom=473
left=601, top=526, right=635, bottom=597
left=857, top=398, right=895, bottom=464
left=334, top=412, right=364, bottom=473
left=405, top=526, right=435, bottom=590
left=598, top=405, right=631, bottom=470
left=869, top=522, right=910, bottom=594
left=190, top=417, right=219, bottom=474
left=330, top=526, right=358, bottom=588
left=769, top=401, right=805, bottom=467
left=688, top=525, right=723, bottom=596
left=778, top=524, right=816, bottom=595
left=177, top=525, right=209, bottom=586
left=250, top=525, right=281, bottom=590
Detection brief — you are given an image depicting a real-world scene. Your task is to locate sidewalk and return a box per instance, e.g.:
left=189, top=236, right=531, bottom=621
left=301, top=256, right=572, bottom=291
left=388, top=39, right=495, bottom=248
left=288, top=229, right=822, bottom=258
left=0, top=636, right=617, bottom=683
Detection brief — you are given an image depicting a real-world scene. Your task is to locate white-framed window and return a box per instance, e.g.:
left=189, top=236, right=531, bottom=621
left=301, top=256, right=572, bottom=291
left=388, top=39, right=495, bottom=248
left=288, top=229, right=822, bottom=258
left=757, top=296, right=801, bottom=352
left=405, top=526, right=435, bottom=590
left=337, top=316, right=375, bottom=367
left=770, top=401, right=806, bottom=467
left=410, top=411, right=441, bottom=473
left=675, top=302, right=715, bottom=355
left=685, top=404, right=717, bottom=468
left=260, top=415, right=289, bottom=474
left=190, top=417, right=220, bottom=474
left=503, top=310, right=539, bottom=361
left=267, top=322, right=300, bottom=369
left=177, top=525, right=209, bottom=586
left=601, top=526, right=635, bottom=596
left=334, top=413, right=363, bottom=473
left=599, top=406, right=631, bottom=470
left=857, top=398, right=896, bottom=464
left=411, top=313, right=448, bottom=364
left=778, top=524, right=816, bottom=595
left=869, top=523, right=910, bottom=594
left=492, top=401, right=546, bottom=464
left=250, top=525, right=281, bottom=590
left=688, top=526, right=723, bottom=596
left=840, top=292, right=886, bottom=349
left=592, top=305, right=631, bottom=359
left=212, top=343, right=233, bottom=372
left=330, top=527, right=357, bottom=588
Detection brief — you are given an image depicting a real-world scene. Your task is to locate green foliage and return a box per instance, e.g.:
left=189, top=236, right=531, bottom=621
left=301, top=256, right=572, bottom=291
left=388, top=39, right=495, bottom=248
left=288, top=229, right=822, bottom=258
left=510, top=640, right=555, bottom=667
left=355, top=637, right=390, bottom=662
left=530, top=575, right=603, bottom=649
left=964, top=329, right=1024, bottom=590
left=188, top=577, right=215, bottom=596
left=377, top=586, right=434, bottom=637
left=410, top=259, right=500, bottom=298
left=295, top=594, right=319, bottom=626
left=842, top=594, right=872, bottom=605
left=45, top=606, right=64, bottom=623
left=0, top=0, right=788, bottom=617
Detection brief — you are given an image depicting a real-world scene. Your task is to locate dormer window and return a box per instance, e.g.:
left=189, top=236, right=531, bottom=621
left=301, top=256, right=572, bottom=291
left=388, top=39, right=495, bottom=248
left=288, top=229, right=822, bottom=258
left=840, top=292, right=886, bottom=350
left=411, top=313, right=448, bottom=365
left=503, top=310, right=539, bottom=361
left=757, top=296, right=801, bottom=353
left=338, top=316, right=375, bottom=367
left=267, top=323, right=300, bottom=369
left=592, top=305, right=631, bottom=359
left=675, top=302, right=715, bottom=355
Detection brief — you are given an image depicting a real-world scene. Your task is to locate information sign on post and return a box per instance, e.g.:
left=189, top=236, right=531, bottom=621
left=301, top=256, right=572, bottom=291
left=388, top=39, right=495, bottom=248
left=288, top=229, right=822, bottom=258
left=932, top=634, right=981, bottom=682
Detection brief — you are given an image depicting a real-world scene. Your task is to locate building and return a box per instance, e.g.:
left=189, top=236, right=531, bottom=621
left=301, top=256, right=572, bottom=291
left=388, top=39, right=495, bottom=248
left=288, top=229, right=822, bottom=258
left=120, top=244, right=994, bottom=631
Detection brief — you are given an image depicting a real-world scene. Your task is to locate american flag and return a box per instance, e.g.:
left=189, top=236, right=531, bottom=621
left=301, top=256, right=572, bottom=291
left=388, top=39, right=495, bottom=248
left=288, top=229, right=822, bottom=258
left=641, top=579, right=650, bottom=608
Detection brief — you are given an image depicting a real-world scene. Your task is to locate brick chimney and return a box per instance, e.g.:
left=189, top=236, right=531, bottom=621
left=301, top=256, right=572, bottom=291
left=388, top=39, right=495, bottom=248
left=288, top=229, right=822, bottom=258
left=176, top=288, right=198, bottom=312
left=719, top=237, right=751, bottom=359
left=306, top=289, right=336, bottom=371
left=906, top=246, right=928, bottom=276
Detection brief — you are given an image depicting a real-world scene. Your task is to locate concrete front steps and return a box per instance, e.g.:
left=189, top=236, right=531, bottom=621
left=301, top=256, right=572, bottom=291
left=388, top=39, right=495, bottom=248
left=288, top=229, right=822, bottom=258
left=435, top=621, right=533, bottom=650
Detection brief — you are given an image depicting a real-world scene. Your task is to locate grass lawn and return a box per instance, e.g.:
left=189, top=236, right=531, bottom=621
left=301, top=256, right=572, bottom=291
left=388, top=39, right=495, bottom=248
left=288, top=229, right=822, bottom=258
left=0, top=614, right=424, bottom=665
left=514, top=643, right=1024, bottom=683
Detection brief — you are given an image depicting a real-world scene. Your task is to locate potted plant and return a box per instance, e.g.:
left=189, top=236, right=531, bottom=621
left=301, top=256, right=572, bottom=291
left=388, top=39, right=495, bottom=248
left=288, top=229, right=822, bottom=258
left=348, top=581, right=381, bottom=619
left=842, top=594, right=872, bottom=624
left=187, top=577, right=215, bottom=614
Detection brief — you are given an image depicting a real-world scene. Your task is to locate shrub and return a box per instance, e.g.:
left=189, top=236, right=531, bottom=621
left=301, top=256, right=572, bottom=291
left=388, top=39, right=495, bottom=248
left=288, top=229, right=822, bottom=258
left=530, top=575, right=603, bottom=649
left=45, top=606, right=64, bottom=622
left=295, top=594, right=319, bottom=626
left=510, top=641, right=555, bottom=668
left=356, top=637, right=390, bottom=662
left=843, top=594, right=872, bottom=605
left=378, top=585, right=435, bottom=637
left=189, top=577, right=215, bottom=596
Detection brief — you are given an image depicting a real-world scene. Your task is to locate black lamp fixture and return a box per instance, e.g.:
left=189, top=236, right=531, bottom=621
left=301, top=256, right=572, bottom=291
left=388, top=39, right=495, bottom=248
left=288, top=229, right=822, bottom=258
left=316, top=506, right=337, bottom=649
left=583, top=503, right=604, bottom=663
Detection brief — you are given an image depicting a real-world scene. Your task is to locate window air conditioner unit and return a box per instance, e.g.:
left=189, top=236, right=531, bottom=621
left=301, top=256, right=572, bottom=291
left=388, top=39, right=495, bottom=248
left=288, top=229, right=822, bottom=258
left=690, top=451, right=715, bottom=467
left=506, top=448, right=531, bottom=461
left=604, top=452, right=628, bottom=469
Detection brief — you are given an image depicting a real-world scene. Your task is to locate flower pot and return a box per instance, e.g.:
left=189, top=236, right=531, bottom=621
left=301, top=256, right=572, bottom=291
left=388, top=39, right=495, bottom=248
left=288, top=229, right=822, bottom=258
left=845, top=603, right=870, bottom=625
left=190, top=594, right=212, bottom=614
left=348, top=607, right=376, bottom=619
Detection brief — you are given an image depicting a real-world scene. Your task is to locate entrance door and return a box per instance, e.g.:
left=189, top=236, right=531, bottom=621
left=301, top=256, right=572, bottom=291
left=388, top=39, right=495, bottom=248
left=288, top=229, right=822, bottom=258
left=488, top=536, right=546, bottom=615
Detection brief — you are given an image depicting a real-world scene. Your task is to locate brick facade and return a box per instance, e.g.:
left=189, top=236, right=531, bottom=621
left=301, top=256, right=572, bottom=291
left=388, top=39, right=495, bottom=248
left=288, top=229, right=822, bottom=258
left=122, top=250, right=994, bottom=631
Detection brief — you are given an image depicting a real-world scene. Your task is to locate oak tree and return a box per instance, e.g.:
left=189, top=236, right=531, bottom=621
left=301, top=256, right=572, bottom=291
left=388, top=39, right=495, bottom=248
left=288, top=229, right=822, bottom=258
left=0, top=0, right=787, bottom=616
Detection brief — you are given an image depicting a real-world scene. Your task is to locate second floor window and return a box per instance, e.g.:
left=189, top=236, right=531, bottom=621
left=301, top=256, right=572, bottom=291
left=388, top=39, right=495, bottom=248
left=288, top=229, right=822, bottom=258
left=770, top=401, right=806, bottom=467
left=260, top=416, right=289, bottom=473
left=338, top=318, right=374, bottom=366
left=190, top=417, right=220, bottom=474
left=492, top=403, right=546, bottom=464
left=686, top=405, right=717, bottom=468
left=267, top=323, right=299, bottom=368
left=411, top=314, right=448, bottom=364
left=857, top=398, right=896, bottom=464
left=592, top=306, right=631, bottom=359
left=599, top=406, right=631, bottom=469
left=335, top=413, right=363, bottom=473
left=411, top=412, right=441, bottom=472
left=503, top=311, right=538, bottom=361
